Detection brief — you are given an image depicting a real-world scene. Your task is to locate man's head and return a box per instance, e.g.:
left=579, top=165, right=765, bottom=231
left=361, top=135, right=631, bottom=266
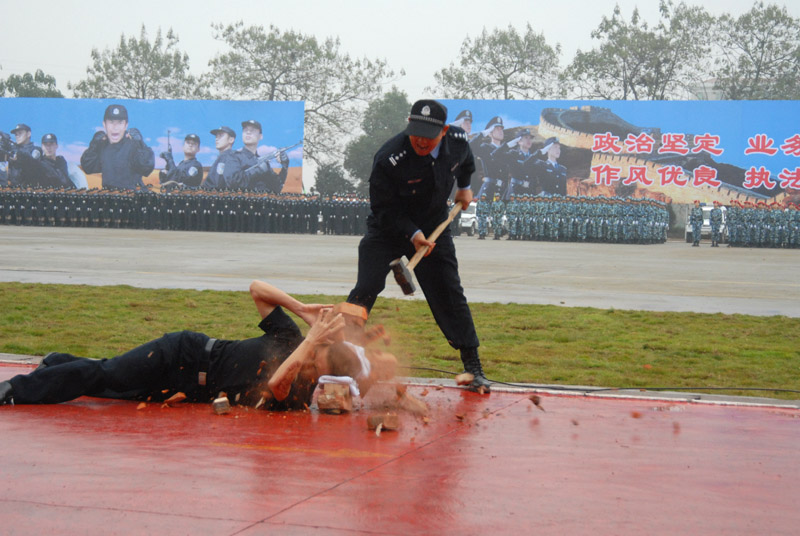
left=453, top=109, right=473, bottom=135
left=41, top=133, right=58, bottom=158
left=11, top=124, right=31, bottom=146
left=241, top=120, right=263, bottom=151
left=103, top=105, right=129, bottom=144
left=210, top=126, right=236, bottom=152
left=540, top=137, right=560, bottom=161
left=517, top=128, right=533, bottom=152
left=484, top=116, right=504, bottom=145
left=183, top=134, right=200, bottom=158
left=301, top=341, right=365, bottom=382
left=406, top=100, right=449, bottom=157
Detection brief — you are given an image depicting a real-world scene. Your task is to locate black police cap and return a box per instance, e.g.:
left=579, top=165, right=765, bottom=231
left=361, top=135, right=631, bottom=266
left=405, top=100, right=448, bottom=139
left=184, top=134, right=200, bottom=144
left=104, top=104, right=128, bottom=121
left=41, top=133, right=58, bottom=144
left=210, top=126, right=236, bottom=138
left=10, top=123, right=31, bottom=134
left=242, top=120, right=262, bottom=132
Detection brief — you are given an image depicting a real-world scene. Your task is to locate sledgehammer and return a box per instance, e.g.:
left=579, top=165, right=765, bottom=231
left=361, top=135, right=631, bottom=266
left=390, top=203, right=462, bottom=295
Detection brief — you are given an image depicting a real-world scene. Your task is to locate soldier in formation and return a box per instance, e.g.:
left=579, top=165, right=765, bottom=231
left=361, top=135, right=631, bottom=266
left=461, top=194, right=668, bottom=244
left=726, top=200, right=799, bottom=248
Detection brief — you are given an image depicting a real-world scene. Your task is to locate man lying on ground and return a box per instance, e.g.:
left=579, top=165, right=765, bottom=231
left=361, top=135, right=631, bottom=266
left=0, top=280, right=394, bottom=408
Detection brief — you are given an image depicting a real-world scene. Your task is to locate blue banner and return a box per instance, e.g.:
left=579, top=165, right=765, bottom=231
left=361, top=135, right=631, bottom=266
left=442, top=99, right=800, bottom=205
left=0, top=97, right=304, bottom=191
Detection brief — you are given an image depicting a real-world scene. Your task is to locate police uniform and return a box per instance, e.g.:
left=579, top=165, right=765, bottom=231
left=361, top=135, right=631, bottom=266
left=6, top=124, right=45, bottom=187
left=80, top=105, right=155, bottom=190
left=503, top=129, right=537, bottom=200
left=1, top=307, right=321, bottom=411
left=38, top=133, right=72, bottom=189
left=534, top=138, right=567, bottom=196
left=235, top=119, right=290, bottom=192
left=160, top=134, right=204, bottom=189
left=346, top=99, right=489, bottom=392
left=203, top=126, right=239, bottom=190
left=473, top=116, right=507, bottom=199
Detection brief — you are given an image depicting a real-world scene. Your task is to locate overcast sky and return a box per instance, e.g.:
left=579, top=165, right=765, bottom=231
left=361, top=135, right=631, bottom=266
left=2, top=0, right=797, bottom=99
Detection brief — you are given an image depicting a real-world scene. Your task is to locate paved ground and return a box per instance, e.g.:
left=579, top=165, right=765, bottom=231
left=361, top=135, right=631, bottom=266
left=2, top=362, right=799, bottom=536
left=2, top=227, right=799, bottom=534
left=1, top=226, right=798, bottom=316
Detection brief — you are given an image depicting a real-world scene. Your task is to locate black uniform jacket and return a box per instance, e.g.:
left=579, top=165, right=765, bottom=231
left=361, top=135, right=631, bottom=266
left=80, top=135, right=155, bottom=190
left=367, top=126, right=474, bottom=242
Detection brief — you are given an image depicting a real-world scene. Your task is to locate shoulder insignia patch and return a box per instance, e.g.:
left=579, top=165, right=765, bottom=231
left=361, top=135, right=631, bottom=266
left=188, top=166, right=198, bottom=176
left=388, top=150, right=408, bottom=167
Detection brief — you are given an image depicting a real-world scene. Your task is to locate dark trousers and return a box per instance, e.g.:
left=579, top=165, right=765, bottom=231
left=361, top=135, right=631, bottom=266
left=9, top=331, right=210, bottom=404
left=347, top=229, right=479, bottom=350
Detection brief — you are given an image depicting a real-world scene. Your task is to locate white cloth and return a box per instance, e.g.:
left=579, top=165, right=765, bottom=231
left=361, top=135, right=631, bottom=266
left=318, top=375, right=360, bottom=398
left=343, top=341, right=371, bottom=379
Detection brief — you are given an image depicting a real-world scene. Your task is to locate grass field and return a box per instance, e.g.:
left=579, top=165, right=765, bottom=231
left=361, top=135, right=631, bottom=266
left=1, top=282, right=798, bottom=399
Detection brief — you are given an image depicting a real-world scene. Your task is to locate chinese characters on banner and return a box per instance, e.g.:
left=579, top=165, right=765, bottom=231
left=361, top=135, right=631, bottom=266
left=591, top=132, right=800, bottom=191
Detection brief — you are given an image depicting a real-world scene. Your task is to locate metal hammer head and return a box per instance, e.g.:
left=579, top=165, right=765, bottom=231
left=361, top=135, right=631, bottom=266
left=389, top=258, right=416, bottom=295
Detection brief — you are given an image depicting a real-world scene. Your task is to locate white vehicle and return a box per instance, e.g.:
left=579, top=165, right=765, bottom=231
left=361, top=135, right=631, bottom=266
left=459, top=201, right=478, bottom=236
left=685, top=205, right=727, bottom=243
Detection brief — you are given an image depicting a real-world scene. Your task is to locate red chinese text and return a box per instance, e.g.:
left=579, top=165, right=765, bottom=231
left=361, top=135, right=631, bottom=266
left=778, top=168, right=800, bottom=189
left=592, top=132, right=622, bottom=154
left=623, top=166, right=653, bottom=186
left=657, top=165, right=687, bottom=187
left=692, top=165, right=721, bottom=188
left=658, top=133, right=690, bottom=155
left=744, top=134, right=778, bottom=156
left=624, top=133, right=655, bottom=154
left=591, top=164, right=622, bottom=186
left=691, top=133, right=724, bottom=156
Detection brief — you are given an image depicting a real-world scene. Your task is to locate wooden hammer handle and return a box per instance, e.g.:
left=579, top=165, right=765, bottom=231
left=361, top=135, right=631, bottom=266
left=406, top=203, right=463, bottom=271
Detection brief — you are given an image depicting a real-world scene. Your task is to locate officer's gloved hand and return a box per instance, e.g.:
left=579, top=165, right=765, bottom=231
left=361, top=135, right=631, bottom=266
left=127, top=128, right=143, bottom=142
left=160, top=150, right=175, bottom=170
left=279, top=151, right=289, bottom=168
left=244, top=161, right=269, bottom=181
left=0, top=133, right=14, bottom=155
left=90, top=131, right=108, bottom=148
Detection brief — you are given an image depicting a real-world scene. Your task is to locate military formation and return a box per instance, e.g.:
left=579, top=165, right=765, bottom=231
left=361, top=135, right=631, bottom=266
left=726, top=200, right=800, bottom=248
left=473, top=194, right=669, bottom=244
left=0, top=186, right=370, bottom=235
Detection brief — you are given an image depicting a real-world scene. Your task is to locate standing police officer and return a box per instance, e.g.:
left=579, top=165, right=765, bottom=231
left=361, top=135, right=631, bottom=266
left=203, top=126, right=238, bottom=190
left=39, top=133, right=72, bottom=188
left=534, top=137, right=567, bottom=196
left=160, top=133, right=204, bottom=189
left=473, top=116, right=506, bottom=199
left=503, top=128, right=536, bottom=200
left=80, top=104, right=155, bottom=190
left=235, top=119, right=289, bottom=192
left=5, top=123, right=45, bottom=187
left=346, top=99, right=490, bottom=393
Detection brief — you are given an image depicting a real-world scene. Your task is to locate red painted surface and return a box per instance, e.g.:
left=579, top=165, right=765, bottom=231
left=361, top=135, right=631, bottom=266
left=1, top=363, right=799, bottom=535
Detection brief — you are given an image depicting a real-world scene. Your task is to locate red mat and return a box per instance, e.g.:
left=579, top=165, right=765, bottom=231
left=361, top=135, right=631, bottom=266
left=1, top=363, right=799, bottom=535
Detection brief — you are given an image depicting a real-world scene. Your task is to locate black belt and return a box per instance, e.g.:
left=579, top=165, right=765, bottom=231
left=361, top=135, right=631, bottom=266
left=199, top=337, right=217, bottom=386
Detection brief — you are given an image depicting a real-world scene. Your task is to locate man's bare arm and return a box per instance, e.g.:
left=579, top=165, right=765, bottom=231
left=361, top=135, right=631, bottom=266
left=267, top=310, right=345, bottom=401
left=249, top=280, right=331, bottom=324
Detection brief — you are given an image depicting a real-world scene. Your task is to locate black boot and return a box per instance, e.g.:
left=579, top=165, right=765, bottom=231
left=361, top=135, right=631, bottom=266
left=460, top=348, right=491, bottom=393
left=0, top=381, right=14, bottom=405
